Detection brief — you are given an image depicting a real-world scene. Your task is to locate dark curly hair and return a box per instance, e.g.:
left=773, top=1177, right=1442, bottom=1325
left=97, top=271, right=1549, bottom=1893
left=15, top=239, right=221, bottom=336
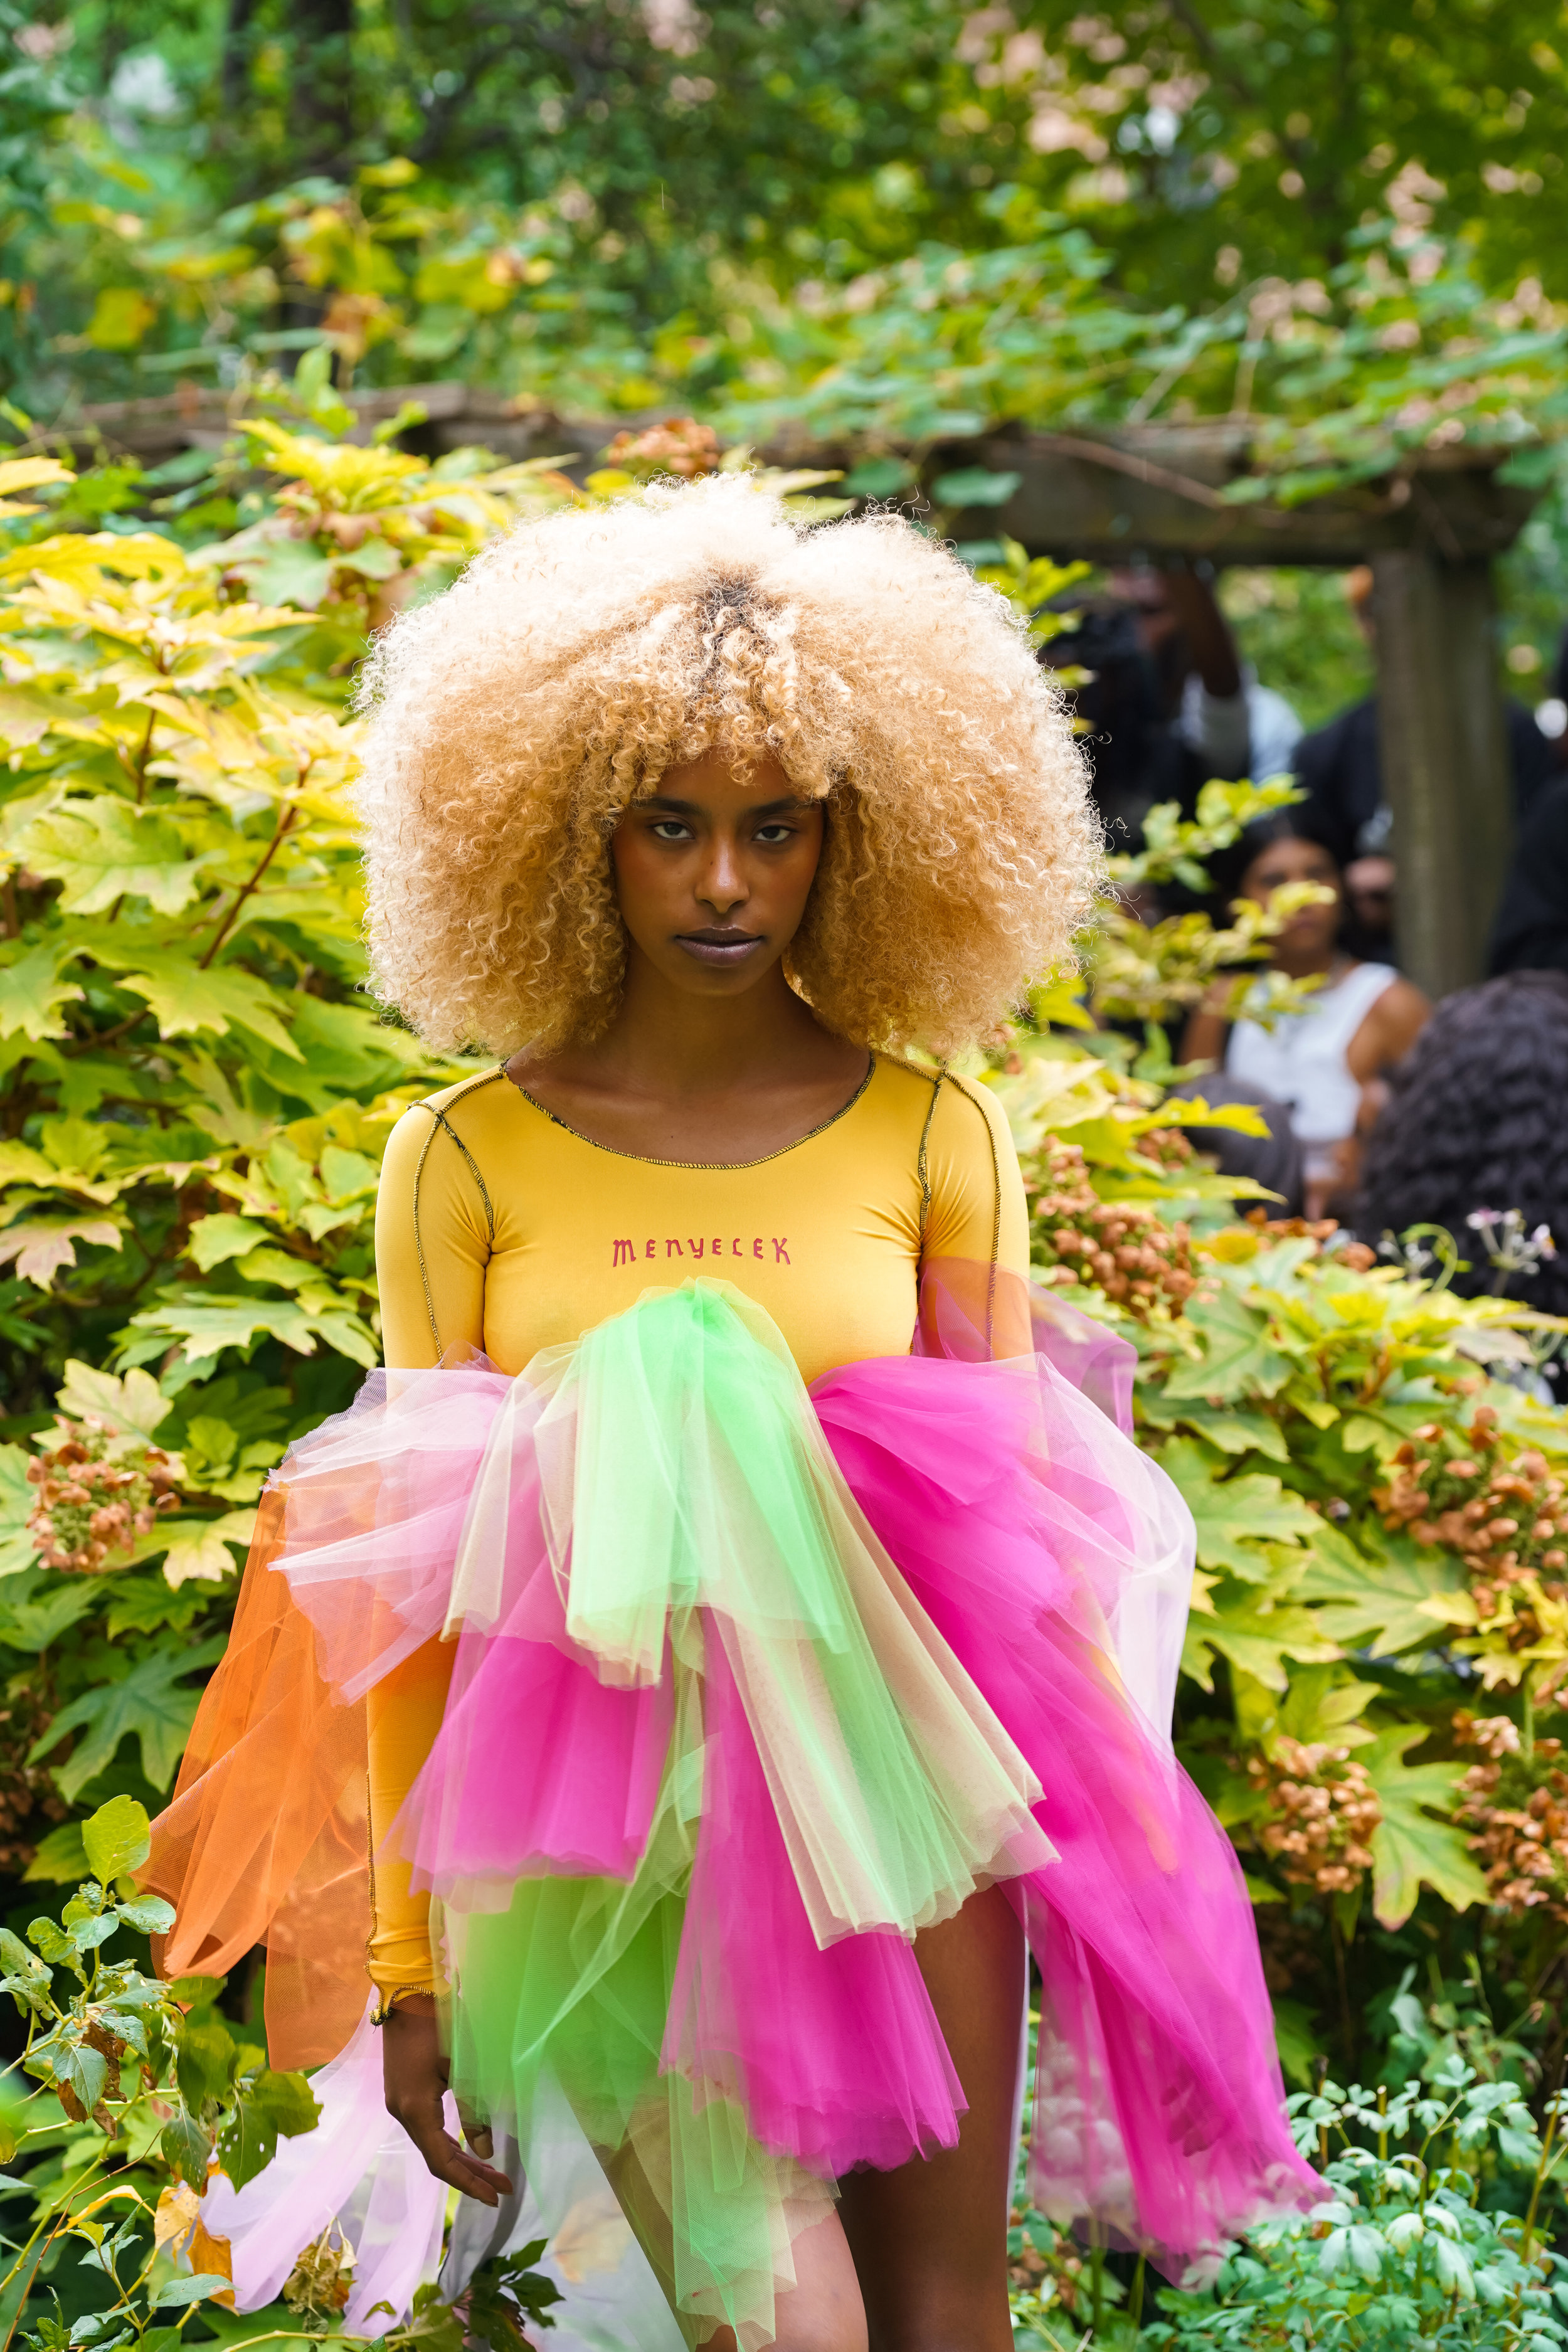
left=1357, top=970, right=1568, bottom=1313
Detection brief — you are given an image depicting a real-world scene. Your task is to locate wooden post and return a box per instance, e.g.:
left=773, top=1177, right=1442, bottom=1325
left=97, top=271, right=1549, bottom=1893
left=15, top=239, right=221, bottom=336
left=1369, top=550, right=1513, bottom=1000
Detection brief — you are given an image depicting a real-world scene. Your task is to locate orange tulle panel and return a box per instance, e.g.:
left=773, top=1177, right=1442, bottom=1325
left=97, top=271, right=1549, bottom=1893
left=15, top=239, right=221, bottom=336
left=143, top=1486, right=371, bottom=2069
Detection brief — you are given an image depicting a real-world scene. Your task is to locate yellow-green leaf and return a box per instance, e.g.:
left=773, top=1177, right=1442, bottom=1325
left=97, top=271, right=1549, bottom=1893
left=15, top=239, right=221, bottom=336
left=85, top=287, right=158, bottom=351
left=1161, top=1286, right=1293, bottom=1402
left=0, top=943, right=83, bottom=1042
left=1295, top=1525, right=1468, bottom=1660
left=1363, top=1724, right=1488, bottom=1929
left=186, top=1214, right=272, bottom=1272
left=23, top=800, right=206, bottom=916
left=1158, top=1439, right=1322, bottom=1578
left=1182, top=1578, right=1340, bottom=1693
left=54, top=1360, right=171, bottom=1439
left=161, top=1510, right=256, bottom=1591
left=110, top=958, right=303, bottom=1059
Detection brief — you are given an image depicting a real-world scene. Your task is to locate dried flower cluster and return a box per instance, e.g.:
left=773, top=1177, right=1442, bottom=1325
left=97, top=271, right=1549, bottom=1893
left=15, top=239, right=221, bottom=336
left=1248, top=1735, right=1383, bottom=1895
left=1453, top=1710, right=1568, bottom=1923
left=26, top=1417, right=181, bottom=1573
left=1243, top=1207, right=1378, bottom=1269
left=1024, top=1136, right=1199, bottom=1319
left=1375, top=1405, right=1568, bottom=1628
left=0, top=1683, right=68, bottom=1873
left=600, top=416, right=721, bottom=479
left=282, top=2225, right=355, bottom=2321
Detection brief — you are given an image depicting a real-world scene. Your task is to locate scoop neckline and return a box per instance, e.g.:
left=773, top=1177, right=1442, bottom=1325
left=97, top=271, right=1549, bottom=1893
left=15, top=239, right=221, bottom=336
left=504, top=1052, right=879, bottom=1172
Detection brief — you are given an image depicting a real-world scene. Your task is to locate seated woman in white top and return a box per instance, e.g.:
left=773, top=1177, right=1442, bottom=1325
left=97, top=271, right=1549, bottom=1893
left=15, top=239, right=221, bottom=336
left=1182, top=820, right=1431, bottom=1220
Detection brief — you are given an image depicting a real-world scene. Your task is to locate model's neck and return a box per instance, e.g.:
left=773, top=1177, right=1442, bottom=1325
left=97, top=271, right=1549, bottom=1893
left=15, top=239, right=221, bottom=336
left=590, top=953, right=824, bottom=1097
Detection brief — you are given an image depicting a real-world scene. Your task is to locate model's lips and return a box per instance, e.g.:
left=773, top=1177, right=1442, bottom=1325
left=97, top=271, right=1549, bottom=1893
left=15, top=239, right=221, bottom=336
left=675, top=930, right=765, bottom=967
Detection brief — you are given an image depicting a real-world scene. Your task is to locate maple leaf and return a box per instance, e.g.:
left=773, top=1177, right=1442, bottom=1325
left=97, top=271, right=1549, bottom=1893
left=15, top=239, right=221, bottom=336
left=0, top=1217, right=122, bottom=1286
left=1296, top=1523, right=1467, bottom=1660
left=1362, top=1724, right=1488, bottom=1929
left=29, top=1637, right=226, bottom=1799
left=160, top=1510, right=256, bottom=1589
left=1162, top=1285, right=1293, bottom=1402
left=22, top=800, right=209, bottom=917
left=1158, top=1439, right=1322, bottom=1579
left=107, top=956, right=302, bottom=1061
left=1182, top=1572, right=1341, bottom=1693
left=0, top=942, right=84, bottom=1041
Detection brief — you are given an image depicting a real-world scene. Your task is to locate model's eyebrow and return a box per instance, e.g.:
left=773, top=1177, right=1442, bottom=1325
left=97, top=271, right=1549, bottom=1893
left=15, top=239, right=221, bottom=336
left=640, top=794, right=810, bottom=817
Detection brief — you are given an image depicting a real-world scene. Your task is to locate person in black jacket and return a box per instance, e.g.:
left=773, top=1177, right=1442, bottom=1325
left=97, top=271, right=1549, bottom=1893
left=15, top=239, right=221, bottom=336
left=1490, top=776, right=1568, bottom=977
left=1291, top=568, right=1554, bottom=872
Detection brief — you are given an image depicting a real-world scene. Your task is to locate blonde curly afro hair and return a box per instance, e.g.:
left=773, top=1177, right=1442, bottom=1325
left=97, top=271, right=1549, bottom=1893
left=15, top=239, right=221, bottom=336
left=356, top=471, right=1098, bottom=1057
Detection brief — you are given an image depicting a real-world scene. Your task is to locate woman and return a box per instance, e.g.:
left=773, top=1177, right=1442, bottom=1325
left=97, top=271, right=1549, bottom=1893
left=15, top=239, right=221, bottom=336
left=1182, top=818, right=1429, bottom=1220
left=146, top=479, right=1313, bottom=2352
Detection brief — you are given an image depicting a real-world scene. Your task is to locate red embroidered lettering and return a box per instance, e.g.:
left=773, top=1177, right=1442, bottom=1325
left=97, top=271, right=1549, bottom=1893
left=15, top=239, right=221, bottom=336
left=772, top=1237, right=790, bottom=1264
left=688, top=1238, right=705, bottom=1259
left=752, top=1237, right=764, bottom=1258
left=645, top=1239, right=657, bottom=1259
left=612, top=1237, right=637, bottom=1267
left=666, top=1239, right=684, bottom=1258
left=712, top=1236, right=722, bottom=1255
left=731, top=1237, right=743, bottom=1257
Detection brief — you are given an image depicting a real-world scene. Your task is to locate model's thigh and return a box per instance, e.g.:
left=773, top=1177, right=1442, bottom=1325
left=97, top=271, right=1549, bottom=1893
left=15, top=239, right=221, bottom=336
left=697, top=2212, right=868, bottom=2352
left=835, top=1885, right=1025, bottom=2352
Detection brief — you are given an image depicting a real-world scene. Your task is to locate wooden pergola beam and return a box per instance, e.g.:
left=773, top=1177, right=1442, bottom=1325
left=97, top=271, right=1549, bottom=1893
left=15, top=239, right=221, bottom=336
left=59, top=389, right=1542, bottom=999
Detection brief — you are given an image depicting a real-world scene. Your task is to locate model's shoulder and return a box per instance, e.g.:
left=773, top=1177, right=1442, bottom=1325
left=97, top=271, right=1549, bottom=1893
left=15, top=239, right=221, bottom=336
left=413, top=1066, right=511, bottom=1126
left=933, top=1067, right=1013, bottom=1145
left=381, top=1067, right=511, bottom=1160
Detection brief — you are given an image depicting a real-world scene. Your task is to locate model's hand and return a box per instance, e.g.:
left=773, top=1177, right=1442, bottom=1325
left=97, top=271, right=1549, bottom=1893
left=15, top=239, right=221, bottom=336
left=381, top=1994, right=514, bottom=2205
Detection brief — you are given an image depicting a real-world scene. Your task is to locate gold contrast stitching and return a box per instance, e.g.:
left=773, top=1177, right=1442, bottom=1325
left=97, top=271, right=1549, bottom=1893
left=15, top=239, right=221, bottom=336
left=371, top=1984, right=441, bottom=2026
left=947, top=1073, right=1003, bottom=1348
left=410, top=1068, right=505, bottom=1359
left=915, top=1070, right=942, bottom=1251
left=411, top=1116, right=441, bottom=1359
left=507, top=1053, right=876, bottom=1171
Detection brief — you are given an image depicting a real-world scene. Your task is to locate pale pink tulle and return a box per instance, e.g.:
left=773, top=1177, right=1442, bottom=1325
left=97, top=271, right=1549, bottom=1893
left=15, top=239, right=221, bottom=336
left=201, top=2002, right=448, bottom=2333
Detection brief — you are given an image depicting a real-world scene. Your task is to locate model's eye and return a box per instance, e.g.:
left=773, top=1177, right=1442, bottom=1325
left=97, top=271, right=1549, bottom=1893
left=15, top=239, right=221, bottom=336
left=650, top=819, right=694, bottom=842
left=754, top=822, right=797, bottom=844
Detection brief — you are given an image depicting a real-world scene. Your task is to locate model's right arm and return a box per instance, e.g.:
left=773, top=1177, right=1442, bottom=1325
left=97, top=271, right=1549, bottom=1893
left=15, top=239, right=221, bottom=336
left=367, top=1104, right=491, bottom=2010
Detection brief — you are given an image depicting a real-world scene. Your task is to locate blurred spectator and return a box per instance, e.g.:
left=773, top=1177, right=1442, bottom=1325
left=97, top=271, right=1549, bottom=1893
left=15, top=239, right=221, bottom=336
left=1490, top=775, right=1568, bottom=977
left=1358, top=970, right=1568, bottom=1318
left=1060, top=559, right=1301, bottom=845
left=1342, top=807, right=1396, bottom=962
left=1181, top=814, right=1431, bottom=1219
left=1294, top=567, right=1554, bottom=871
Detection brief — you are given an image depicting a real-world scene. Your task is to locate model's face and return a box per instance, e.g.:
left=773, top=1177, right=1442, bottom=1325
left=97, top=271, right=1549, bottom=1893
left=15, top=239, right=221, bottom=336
left=610, top=750, right=825, bottom=1000
left=1240, top=834, right=1342, bottom=955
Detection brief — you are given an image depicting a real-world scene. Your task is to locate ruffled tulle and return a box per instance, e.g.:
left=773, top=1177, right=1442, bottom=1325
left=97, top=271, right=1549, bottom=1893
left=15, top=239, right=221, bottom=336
left=146, top=1269, right=1315, bottom=2348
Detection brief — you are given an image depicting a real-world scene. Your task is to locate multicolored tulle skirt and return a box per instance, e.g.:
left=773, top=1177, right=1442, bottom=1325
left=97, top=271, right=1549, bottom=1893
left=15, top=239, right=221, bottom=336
left=146, top=1268, right=1315, bottom=2348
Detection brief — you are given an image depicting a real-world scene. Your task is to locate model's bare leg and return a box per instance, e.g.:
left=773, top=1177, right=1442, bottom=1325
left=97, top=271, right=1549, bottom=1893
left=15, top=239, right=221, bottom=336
left=835, top=1885, right=1024, bottom=2352
left=696, top=2213, right=868, bottom=2352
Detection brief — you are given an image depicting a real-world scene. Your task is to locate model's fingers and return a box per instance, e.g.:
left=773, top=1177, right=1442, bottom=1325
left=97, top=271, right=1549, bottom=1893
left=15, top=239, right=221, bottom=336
left=454, top=2095, right=494, bottom=2158
left=418, top=2126, right=514, bottom=2204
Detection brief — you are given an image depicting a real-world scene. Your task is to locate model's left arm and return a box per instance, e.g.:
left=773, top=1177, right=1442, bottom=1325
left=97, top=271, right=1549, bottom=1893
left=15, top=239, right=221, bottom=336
left=920, top=1075, right=1033, bottom=1353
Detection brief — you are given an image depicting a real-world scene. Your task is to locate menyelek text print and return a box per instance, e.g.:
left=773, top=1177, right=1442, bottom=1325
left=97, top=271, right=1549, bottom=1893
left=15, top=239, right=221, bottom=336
left=611, top=1236, right=792, bottom=1267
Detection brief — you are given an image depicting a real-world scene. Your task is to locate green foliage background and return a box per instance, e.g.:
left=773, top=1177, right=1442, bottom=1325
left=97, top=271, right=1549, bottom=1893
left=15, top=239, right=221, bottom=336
left=0, top=4, right=1567, bottom=2343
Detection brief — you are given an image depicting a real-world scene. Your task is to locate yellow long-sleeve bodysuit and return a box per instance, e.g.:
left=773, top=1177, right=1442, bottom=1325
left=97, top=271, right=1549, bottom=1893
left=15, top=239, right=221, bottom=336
left=366, top=1053, right=1029, bottom=2003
